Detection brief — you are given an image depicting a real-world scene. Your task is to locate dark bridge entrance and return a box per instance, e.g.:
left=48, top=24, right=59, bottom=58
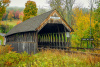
left=38, top=23, right=70, bottom=49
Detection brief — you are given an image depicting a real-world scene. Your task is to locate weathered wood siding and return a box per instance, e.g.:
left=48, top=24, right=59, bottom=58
left=6, top=32, right=38, bottom=54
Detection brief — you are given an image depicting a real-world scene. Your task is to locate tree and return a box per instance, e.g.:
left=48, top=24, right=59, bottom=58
left=15, top=10, right=20, bottom=19
left=94, top=0, right=100, bottom=23
left=48, top=0, right=75, bottom=26
left=38, top=8, right=48, bottom=15
left=71, top=7, right=100, bottom=47
left=48, top=0, right=67, bottom=21
left=23, top=0, right=38, bottom=21
left=0, top=0, right=10, bottom=21
left=8, top=10, right=14, bottom=21
left=64, top=0, right=75, bottom=27
left=2, top=13, right=7, bottom=21
left=19, top=11, right=24, bottom=21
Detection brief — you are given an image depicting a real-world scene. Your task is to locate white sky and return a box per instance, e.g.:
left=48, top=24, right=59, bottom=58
left=9, top=0, right=90, bottom=8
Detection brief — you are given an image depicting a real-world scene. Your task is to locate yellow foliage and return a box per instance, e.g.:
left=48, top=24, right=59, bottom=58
left=71, top=7, right=100, bottom=47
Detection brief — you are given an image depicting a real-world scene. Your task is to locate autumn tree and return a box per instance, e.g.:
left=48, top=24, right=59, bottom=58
left=15, top=10, right=20, bottom=19
left=2, top=13, right=7, bottom=21
left=8, top=10, right=14, bottom=21
left=71, top=7, right=100, bottom=47
left=95, top=0, right=100, bottom=23
left=23, top=0, right=38, bottom=21
left=0, top=0, right=10, bottom=21
left=19, top=11, right=24, bottom=21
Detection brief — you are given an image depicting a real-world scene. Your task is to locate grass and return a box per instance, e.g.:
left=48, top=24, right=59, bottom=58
left=0, top=45, right=100, bottom=67
left=0, top=20, right=20, bottom=26
left=0, top=35, right=3, bottom=45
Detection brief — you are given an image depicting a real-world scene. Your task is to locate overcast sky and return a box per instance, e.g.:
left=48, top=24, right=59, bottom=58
left=9, top=0, right=90, bottom=8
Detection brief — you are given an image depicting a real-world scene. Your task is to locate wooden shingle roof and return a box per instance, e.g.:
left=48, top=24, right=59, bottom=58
left=6, top=10, right=73, bottom=36
left=6, top=10, right=54, bottom=36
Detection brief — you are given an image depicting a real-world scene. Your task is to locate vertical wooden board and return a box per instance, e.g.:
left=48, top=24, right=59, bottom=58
left=60, top=33, right=62, bottom=48
left=67, top=37, right=69, bottom=47
left=28, top=32, right=32, bottom=42
left=34, top=43, right=37, bottom=54
left=33, top=32, right=35, bottom=42
left=54, top=34, right=56, bottom=48
left=30, top=43, right=34, bottom=54
left=57, top=33, right=59, bottom=48
left=12, top=42, right=18, bottom=52
left=18, top=42, right=24, bottom=53
left=23, top=33, right=25, bottom=42
left=64, top=33, right=67, bottom=47
left=34, top=32, right=38, bottom=54
left=58, top=33, right=61, bottom=49
left=52, top=33, right=55, bottom=48
left=24, top=43, right=29, bottom=53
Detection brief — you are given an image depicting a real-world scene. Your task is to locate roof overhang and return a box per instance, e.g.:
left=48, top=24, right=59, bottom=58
left=36, top=10, right=74, bottom=33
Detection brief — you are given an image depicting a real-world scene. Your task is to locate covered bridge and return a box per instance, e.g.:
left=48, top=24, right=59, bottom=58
left=5, top=10, right=73, bottom=54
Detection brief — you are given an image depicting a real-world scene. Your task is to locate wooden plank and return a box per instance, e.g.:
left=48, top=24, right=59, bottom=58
left=50, top=33, right=51, bottom=48
left=54, top=34, right=56, bottom=49
left=60, top=33, right=62, bottom=49
left=52, top=33, right=54, bottom=48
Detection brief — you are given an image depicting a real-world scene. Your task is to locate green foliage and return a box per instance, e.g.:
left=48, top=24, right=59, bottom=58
left=0, top=0, right=10, bottom=21
left=0, top=45, right=13, bottom=54
left=0, top=24, right=13, bottom=33
left=0, top=50, right=100, bottom=67
left=0, top=35, right=3, bottom=45
left=71, top=7, right=100, bottom=48
left=94, top=6, right=100, bottom=23
left=23, top=1, right=38, bottom=21
left=0, top=6, right=6, bottom=21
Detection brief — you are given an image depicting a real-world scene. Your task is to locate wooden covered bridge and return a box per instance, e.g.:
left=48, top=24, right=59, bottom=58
left=5, top=10, right=73, bottom=54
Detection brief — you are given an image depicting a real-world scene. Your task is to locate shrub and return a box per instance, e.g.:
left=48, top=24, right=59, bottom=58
left=0, top=45, right=13, bottom=54
left=0, top=49, right=99, bottom=67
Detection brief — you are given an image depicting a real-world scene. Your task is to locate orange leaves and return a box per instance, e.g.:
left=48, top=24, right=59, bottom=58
left=17, top=20, right=21, bottom=25
left=0, top=45, right=13, bottom=54
left=3, top=0, right=10, bottom=3
left=8, top=10, right=14, bottom=21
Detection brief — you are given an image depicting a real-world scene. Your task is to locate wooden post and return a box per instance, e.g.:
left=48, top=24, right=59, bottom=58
left=54, top=34, right=56, bottom=49
left=42, top=34, right=44, bottom=47
left=60, top=33, right=62, bottom=49
left=34, top=32, right=38, bottom=54
left=49, top=34, right=51, bottom=48
left=67, top=37, right=69, bottom=47
left=52, top=33, right=54, bottom=48
left=63, top=33, right=66, bottom=48
left=87, top=40, right=88, bottom=48
left=57, top=33, right=60, bottom=49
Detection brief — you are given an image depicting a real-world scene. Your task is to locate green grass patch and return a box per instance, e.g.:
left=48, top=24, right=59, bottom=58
left=0, top=35, right=3, bottom=45
left=1, top=20, right=20, bottom=26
